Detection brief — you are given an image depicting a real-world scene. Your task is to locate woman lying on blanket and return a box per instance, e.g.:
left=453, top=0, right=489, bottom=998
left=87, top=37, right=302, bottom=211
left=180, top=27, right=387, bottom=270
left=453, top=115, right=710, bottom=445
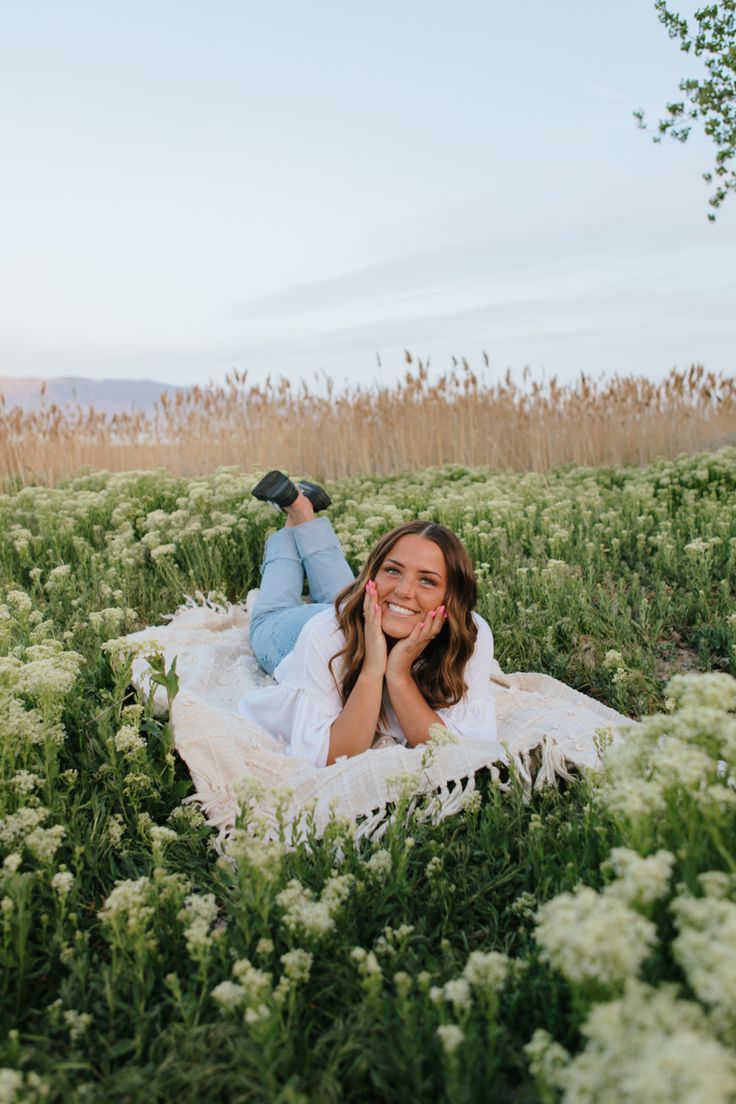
left=237, top=471, right=496, bottom=767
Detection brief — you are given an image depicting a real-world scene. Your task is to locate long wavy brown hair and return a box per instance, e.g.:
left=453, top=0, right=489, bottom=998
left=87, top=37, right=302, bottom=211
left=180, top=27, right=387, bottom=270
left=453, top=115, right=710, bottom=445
left=328, top=521, right=478, bottom=719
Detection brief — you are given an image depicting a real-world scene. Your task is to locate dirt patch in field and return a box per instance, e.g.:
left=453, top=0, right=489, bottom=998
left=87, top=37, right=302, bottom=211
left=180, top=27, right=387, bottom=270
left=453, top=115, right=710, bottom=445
left=655, top=636, right=701, bottom=683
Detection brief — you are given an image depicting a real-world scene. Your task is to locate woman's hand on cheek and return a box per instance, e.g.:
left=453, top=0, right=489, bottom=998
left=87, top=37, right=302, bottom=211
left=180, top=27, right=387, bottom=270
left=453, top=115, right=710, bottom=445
left=362, top=580, right=388, bottom=677
left=386, top=606, right=447, bottom=680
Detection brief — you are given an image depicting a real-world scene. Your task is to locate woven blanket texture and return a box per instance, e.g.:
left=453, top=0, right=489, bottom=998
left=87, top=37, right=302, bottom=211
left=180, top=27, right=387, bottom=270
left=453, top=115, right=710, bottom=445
left=125, top=593, right=631, bottom=843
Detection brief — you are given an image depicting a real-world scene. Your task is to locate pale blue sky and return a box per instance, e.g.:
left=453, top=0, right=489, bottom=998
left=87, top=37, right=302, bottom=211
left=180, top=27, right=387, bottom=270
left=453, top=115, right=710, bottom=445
left=1, top=0, right=734, bottom=389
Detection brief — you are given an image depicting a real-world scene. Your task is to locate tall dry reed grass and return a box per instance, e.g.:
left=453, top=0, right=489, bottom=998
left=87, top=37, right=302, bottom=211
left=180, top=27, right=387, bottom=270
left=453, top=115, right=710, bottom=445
left=2, top=358, right=735, bottom=484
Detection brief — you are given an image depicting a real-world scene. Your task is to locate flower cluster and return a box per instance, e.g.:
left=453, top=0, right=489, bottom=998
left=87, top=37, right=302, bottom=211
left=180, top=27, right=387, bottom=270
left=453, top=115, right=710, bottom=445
left=671, top=885, right=736, bottom=1031
left=527, top=980, right=736, bottom=1104
left=534, top=885, right=657, bottom=989
left=276, top=872, right=354, bottom=940
left=178, top=892, right=219, bottom=959
left=596, top=672, right=736, bottom=833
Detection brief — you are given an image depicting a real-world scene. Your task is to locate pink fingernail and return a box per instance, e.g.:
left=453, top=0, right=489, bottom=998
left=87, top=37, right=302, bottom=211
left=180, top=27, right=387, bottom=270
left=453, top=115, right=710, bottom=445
left=430, top=610, right=436, bottom=617
left=418, top=622, right=425, bottom=629
left=375, top=604, right=379, bottom=611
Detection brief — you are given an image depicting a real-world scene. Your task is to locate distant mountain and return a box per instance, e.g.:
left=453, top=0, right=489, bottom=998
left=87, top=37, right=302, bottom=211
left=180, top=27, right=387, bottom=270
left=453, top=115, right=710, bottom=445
left=0, top=376, right=185, bottom=415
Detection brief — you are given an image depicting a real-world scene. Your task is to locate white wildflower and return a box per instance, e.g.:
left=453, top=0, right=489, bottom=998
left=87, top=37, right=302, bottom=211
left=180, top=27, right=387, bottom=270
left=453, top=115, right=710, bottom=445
left=436, top=1024, right=465, bottom=1056
left=224, top=829, right=285, bottom=880
left=12, top=645, right=83, bottom=700
left=113, top=724, right=145, bottom=757
left=0, top=806, right=48, bottom=849
left=149, top=543, right=177, bottom=561
left=698, top=871, right=736, bottom=899
left=63, top=1009, right=92, bottom=1041
left=671, top=891, right=736, bottom=1028
left=88, top=607, right=136, bottom=634
left=51, top=870, right=74, bottom=897
left=276, top=873, right=353, bottom=941
left=102, top=635, right=158, bottom=672
left=543, top=558, right=570, bottom=577
left=524, top=1028, right=570, bottom=1090
left=6, top=589, right=33, bottom=613
left=510, top=891, right=537, bottom=919
left=427, top=724, right=459, bottom=747
left=244, top=1004, right=270, bottom=1025
left=374, top=923, right=415, bottom=958
left=602, top=848, right=675, bottom=908
left=100, top=877, right=154, bottom=935
left=10, top=771, right=43, bottom=795
left=365, top=848, right=392, bottom=879
left=462, top=950, right=509, bottom=993
left=357, top=950, right=381, bottom=978
left=461, top=788, right=482, bottom=813
left=657, top=737, right=716, bottom=788
left=280, top=949, right=313, bottom=984
left=124, top=771, right=155, bottom=795
left=425, top=855, right=443, bottom=878
left=232, top=957, right=273, bottom=1003
left=168, top=803, right=206, bottom=830
left=599, top=775, right=667, bottom=822
left=602, top=650, right=625, bottom=671
left=0, top=1070, right=24, bottom=1101
left=393, top=971, right=412, bottom=998
left=535, top=884, right=657, bottom=988
left=44, top=564, right=71, bottom=593
left=211, top=980, right=246, bottom=1011
left=666, top=672, right=736, bottom=713
left=150, top=825, right=177, bottom=850
left=26, top=824, right=66, bottom=864
left=105, top=814, right=125, bottom=847
left=178, top=892, right=218, bottom=957
left=561, top=979, right=736, bottom=1104
left=443, top=977, right=472, bottom=1013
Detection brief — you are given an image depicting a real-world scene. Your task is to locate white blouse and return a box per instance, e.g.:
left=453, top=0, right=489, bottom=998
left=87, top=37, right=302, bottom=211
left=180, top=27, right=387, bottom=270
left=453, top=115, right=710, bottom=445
left=238, top=609, right=497, bottom=768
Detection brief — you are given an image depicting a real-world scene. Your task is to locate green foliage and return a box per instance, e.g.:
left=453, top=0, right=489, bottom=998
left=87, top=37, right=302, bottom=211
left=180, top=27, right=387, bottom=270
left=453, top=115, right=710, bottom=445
left=0, top=453, right=735, bottom=1101
left=635, top=0, right=736, bottom=218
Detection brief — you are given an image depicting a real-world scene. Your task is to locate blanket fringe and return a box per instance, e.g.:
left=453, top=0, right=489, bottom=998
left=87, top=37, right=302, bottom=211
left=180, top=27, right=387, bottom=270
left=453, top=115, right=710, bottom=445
left=185, top=737, right=581, bottom=853
left=534, top=735, right=578, bottom=790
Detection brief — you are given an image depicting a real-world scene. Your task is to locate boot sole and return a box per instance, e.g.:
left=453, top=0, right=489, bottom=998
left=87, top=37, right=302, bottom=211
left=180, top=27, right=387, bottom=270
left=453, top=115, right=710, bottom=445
left=251, top=470, right=299, bottom=508
left=298, top=481, right=332, bottom=512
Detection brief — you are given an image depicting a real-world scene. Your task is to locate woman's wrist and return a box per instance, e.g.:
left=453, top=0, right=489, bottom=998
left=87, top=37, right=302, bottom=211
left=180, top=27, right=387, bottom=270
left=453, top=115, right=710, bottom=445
left=385, top=665, right=414, bottom=688
left=359, top=663, right=386, bottom=684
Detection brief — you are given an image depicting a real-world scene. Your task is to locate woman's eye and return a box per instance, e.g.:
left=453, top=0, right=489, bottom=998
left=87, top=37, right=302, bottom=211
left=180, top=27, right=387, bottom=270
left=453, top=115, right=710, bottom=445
left=384, top=566, right=399, bottom=576
left=420, top=577, right=437, bottom=586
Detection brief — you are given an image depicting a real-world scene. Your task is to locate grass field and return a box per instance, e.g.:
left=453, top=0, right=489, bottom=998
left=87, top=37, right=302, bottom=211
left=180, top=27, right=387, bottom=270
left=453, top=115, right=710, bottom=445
left=1, top=448, right=736, bottom=1102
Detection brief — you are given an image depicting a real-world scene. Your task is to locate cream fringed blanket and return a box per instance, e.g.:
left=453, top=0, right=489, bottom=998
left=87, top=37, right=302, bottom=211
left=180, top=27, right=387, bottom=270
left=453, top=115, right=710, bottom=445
left=125, top=593, right=631, bottom=843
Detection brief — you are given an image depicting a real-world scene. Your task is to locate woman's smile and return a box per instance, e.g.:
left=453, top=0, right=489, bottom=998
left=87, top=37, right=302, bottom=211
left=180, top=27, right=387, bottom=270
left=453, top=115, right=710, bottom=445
left=385, top=601, right=419, bottom=617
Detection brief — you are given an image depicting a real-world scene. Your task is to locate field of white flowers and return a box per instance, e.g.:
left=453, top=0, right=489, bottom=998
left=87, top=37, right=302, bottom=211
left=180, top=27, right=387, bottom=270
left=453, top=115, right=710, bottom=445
left=1, top=448, right=736, bottom=1103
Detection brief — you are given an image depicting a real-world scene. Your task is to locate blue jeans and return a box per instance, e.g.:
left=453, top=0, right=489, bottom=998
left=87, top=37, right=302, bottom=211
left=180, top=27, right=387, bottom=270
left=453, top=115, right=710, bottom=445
left=249, top=517, right=355, bottom=676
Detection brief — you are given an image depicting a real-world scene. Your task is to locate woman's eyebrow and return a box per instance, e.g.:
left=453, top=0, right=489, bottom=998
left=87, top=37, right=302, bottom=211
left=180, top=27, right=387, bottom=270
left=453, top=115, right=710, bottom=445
left=384, top=557, right=442, bottom=577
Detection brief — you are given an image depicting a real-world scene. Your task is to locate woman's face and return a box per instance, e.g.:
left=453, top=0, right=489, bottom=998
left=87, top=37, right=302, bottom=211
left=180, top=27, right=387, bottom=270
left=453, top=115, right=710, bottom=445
left=373, top=534, right=448, bottom=639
